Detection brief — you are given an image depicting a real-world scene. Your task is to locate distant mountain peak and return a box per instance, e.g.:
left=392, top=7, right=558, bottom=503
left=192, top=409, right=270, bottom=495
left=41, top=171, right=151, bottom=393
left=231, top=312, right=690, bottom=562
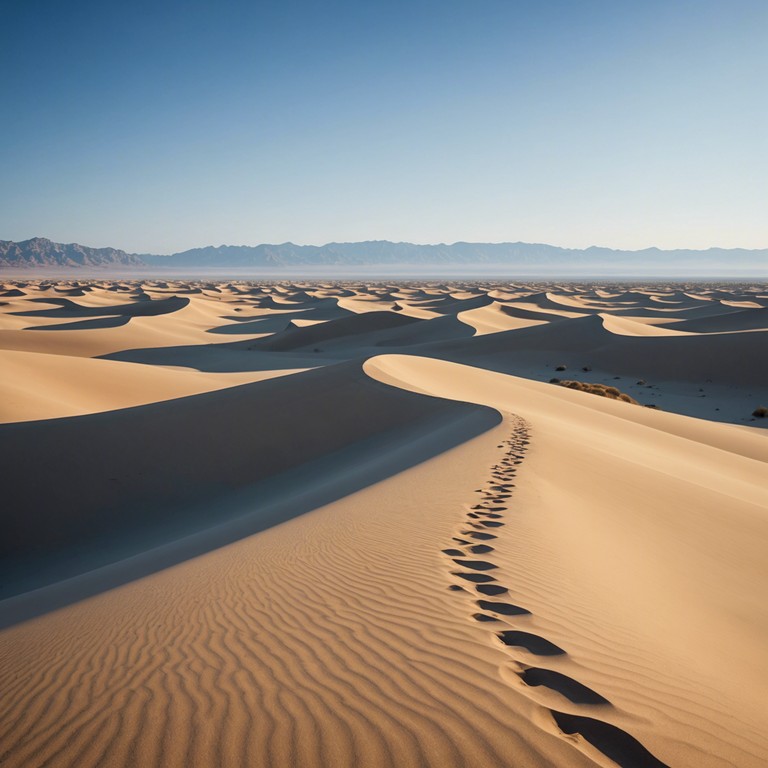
left=0, top=237, right=143, bottom=268
left=0, top=237, right=765, bottom=276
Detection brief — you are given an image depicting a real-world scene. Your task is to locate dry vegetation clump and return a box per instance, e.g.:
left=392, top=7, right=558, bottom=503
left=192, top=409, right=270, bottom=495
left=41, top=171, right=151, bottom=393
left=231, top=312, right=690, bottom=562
left=753, top=406, right=768, bottom=418
left=552, top=379, right=640, bottom=405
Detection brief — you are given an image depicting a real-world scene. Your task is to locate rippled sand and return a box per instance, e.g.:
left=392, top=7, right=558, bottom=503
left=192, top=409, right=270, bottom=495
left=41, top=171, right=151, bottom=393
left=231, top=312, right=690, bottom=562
left=1, top=279, right=766, bottom=767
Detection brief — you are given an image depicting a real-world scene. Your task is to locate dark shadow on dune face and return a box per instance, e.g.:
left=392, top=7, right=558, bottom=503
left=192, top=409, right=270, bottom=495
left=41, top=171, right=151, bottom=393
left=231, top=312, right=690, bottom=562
left=520, top=668, right=610, bottom=705
left=427, top=293, right=494, bottom=315
left=551, top=711, right=669, bottom=767
left=249, top=310, right=420, bottom=352
left=105, top=313, right=475, bottom=372
left=27, top=315, right=132, bottom=331
left=11, top=295, right=189, bottom=318
left=54, top=287, right=86, bottom=296
left=374, top=315, right=476, bottom=347
left=655, top=305, right=768, bottom=333
left=0, top=361, right=501, bottom=628
left=207, top=300, right=353, bottom=335
left=206, top=313, right=299, bottom=335
left=101, top=338, right=332, bottom=372
left=419, top=311, right=768, bottom=387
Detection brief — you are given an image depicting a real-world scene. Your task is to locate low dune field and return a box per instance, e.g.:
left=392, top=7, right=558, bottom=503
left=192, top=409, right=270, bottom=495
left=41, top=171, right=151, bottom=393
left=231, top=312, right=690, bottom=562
left=1, top=279, right=767, bottom=768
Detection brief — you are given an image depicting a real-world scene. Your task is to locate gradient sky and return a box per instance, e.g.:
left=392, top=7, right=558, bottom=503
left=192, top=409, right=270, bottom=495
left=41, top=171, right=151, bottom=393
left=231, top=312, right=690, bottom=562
left=1, top=0, right=766, bottom=254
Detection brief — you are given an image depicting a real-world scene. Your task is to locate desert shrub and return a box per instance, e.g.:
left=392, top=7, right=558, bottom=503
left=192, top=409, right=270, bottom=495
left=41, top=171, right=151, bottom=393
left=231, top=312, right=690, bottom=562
left=753, top=406, right=768, bottom=418
left=555, top=365, right=566, bottom=371
left=555, top=379, right=640, bottom=406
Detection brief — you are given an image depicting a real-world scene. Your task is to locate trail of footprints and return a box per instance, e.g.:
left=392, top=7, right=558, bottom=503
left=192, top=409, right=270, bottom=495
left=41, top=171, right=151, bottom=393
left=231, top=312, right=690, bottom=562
left=443, top=416, right=669, bottom=768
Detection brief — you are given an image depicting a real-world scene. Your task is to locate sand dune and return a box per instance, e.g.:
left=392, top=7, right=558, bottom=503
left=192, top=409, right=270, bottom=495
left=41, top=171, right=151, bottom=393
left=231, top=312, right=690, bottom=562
left=367, top=354, right=768, bottom=767
left=458, top=302, right=551, bottom=334
left=251, top=310, right=418, bottom=351
left=0, top=348, right=294, bottom=423
left=598, top=313, right=694, bottom=336
left=428, top=311, right=768, bottom=387
left=1, top=278, right=766, bottom=768
left=656, top=305, right=768, bottom=333
left=11, top=294, right=190, bottom=318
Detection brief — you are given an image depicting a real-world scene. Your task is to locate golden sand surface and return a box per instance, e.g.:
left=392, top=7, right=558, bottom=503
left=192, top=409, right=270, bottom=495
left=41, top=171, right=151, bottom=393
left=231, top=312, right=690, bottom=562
left=1, top=279, right=767, bottom=767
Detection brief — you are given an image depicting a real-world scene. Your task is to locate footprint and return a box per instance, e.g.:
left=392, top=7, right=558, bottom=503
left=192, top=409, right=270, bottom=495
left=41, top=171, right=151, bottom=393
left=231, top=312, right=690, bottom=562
left=472, top=613, right=499, bottom=623
left=477, top=600, right=530, bottom=616
left=519, top=668, right=609, bottom=705
left=497, top=631, right=566, bottom=656
left=452, top=559, right=497, bottom=571
left=550, top=711, right=669, bottom=767
left=443, top=417, right=653, bottom=768
left=476, top=584, right=508, bottom=596
left=452, top=572, right=496, bottom=583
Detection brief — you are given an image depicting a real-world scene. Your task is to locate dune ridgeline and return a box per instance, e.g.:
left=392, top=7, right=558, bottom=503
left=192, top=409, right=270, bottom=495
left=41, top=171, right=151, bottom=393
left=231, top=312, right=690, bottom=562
left=1, top=278, right=767, bottom=768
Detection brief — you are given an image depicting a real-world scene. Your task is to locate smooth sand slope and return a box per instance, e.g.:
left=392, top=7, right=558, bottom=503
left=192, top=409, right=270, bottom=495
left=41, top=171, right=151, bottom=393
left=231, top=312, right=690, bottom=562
left=369, top=355, right=768, bottom=767
left=0, top=348, right=299, bottom=422
left=1, top=279, right=767, bottom=768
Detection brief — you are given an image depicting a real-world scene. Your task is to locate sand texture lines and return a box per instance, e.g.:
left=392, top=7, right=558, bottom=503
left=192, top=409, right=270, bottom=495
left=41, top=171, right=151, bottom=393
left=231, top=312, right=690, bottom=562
left=445, top=417, right=669, bottom=767
left=1, top=279, right=767, bottom=768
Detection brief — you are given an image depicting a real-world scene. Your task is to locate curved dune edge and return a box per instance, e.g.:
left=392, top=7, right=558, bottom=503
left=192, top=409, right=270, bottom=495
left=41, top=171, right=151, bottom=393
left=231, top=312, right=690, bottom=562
left=0, top=378, right=597, bottom=768
left=4, top=280, right=765, bottom=428
left=1, top=280, right=767, bottom=768
left=0, top=360, right=501, bottom=602
left=365, top=354, right=768, bottom=768
left=439, top=413, right=669, bottom=767
left=0, top=348, right=302, bottom=423
left=0, top=354, right=763, bottom=767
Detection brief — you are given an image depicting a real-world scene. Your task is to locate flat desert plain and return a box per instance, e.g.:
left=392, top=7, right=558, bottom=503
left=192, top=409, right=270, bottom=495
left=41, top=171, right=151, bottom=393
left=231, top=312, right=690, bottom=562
left=1, top=279, right=767, bottom=768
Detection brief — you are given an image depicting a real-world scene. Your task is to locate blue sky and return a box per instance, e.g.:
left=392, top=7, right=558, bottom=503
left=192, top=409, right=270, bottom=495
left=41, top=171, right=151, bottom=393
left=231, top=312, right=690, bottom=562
left=1, top=0, right=766, bottom=253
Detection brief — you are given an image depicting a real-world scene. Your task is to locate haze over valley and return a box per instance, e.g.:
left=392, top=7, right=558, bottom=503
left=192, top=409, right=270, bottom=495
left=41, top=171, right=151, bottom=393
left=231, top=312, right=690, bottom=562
left=2, top=236, right=766, bottom=277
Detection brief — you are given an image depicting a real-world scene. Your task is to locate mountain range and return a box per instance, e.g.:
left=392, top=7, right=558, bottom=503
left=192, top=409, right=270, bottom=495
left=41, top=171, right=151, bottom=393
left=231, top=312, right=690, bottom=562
left=1, top=237, right=766, bottom=275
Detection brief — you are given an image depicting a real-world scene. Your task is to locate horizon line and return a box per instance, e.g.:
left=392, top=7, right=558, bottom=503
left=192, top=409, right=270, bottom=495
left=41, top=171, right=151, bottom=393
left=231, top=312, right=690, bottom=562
left=6, top=235, right=768, bottom=256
